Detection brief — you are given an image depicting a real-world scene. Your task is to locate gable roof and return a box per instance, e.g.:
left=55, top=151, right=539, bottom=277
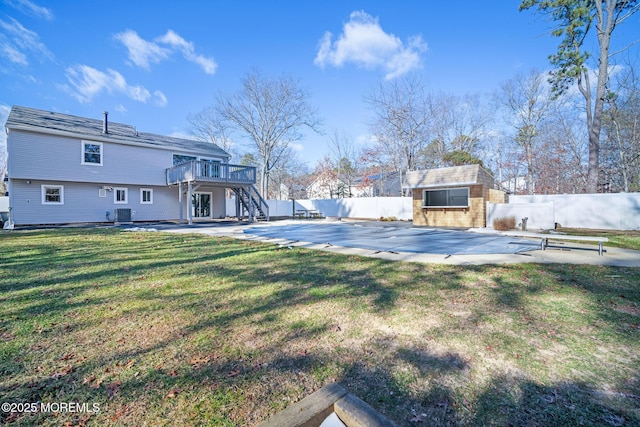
left=5, top=105, right=230, bottom=159
left=404, top=164, right=494, bottom=189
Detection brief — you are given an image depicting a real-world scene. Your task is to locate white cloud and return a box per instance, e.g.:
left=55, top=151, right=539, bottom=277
left=114, top=29, right=170, bottom=70
left=314, top=10, right=426, bottom=80
left=1, top=43, right=28, bottom=65
left=114, top=29, right=217, bottom=75
left=289, top=142, right=304, bottom=152
left=4, top=0, right=54, bottom=21
left=0, top=16, right=53, bottom=65
left=355, top=133, right=377, bottom=145
left=63, top=64, right=155, bottom=104
left=156, top=30, right=218, bottom=74
left=153, top=90, right=168, bottom=107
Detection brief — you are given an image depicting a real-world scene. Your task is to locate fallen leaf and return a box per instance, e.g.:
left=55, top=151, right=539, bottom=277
left=110, top=406, right=126, bottom=422
left=227, top=369, right=241, bottom=377
left=166, top=388, right=183, bottom=398
left=82, top=375, right=96, bottom=385
left=190, top=355, right=211, bottom=369
left=52, top=365, right=73, bottom=378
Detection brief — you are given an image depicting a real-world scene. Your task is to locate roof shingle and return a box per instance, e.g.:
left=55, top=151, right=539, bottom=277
left=5, top=105, right=229, bottom=159
left=405, top=165, right=494, bottom=188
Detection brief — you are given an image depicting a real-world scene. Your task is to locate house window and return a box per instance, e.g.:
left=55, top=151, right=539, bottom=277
left=140, top=188, right=153, bottom=204
left=114, top=187, right=128, bottom=204
left=41, top=185, right=64, bottom=204
left=82, top=141, right=103, bottom=165
left=173, top=154, right=196, bottom=166
left=423, top=188, right=469, bottom=208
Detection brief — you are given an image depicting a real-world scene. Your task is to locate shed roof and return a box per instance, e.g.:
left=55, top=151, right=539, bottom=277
left=404, top=164, right=493, bottom=189
left=5, top=105, right=230, bottom=159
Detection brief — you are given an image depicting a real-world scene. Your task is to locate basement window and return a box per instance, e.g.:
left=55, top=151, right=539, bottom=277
left=140, top=188, right=153, bottom=204
left=423, top=188, right=469, bottom=208
left=114, top=187, right=128, bottom=204
left=41, top=185, right=64, bottom=204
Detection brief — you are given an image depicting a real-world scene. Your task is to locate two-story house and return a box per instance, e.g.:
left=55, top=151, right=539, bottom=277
left=5, top=106, right=267, bottom=226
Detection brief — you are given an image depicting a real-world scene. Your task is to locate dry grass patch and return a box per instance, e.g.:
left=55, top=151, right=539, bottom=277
left=0, top=228, right=639, bottom=426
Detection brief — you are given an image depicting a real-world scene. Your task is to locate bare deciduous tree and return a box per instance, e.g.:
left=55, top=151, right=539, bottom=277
left=497, top=69, right=554, bottom=194
left=603, top=56, right=640, bottom=191
left=187, top=106, right=236, bottom=160
left=365, top=75, right=431, bottom=194
left=328, top=130, right=360, bottom=197
left=426, top=92, right=491, bottom=168
left=520, top=0, right=640, bottom=192
left=213, top=68, right=322, bottom=196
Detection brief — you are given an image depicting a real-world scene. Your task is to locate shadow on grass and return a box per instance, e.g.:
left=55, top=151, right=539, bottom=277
left=1, top=229, right=639, bottom=426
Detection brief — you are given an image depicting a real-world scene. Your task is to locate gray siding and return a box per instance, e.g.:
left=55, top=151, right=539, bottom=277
left=210, top=188, right=226, bottom=219
left=9, top=180, right=229, bottom=225
left=8, top=129, right=225, bottom=185
left=9, top=180, right=188, bottom=225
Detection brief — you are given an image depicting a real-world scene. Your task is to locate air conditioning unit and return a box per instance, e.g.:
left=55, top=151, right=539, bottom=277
left=114, top=208, right=132, bottom=223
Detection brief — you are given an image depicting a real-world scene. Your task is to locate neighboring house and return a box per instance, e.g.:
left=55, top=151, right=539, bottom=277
left=352, top=172, right=402, bottom=197
left=306, top=170, right=403, bottom=199
left=306, top=169, right=339, bottom=199
left=500, top=176, right=531, bottom=195
left=405, top=164, right=506, bottom=228
left=5, top=106, right=267, bottom=226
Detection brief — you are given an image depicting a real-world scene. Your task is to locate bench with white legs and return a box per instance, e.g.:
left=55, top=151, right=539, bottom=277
left=503, top=231, right=608, bottom=256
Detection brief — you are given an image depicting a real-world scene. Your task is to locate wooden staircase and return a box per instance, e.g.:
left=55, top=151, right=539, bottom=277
left=233, top=185, right=269, bottom=221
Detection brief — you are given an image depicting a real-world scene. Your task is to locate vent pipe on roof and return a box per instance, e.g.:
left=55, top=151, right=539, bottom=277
left=102, top=111, right=109, bottom=134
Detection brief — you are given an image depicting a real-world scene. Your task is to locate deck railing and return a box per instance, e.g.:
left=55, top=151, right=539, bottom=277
left=166, top=161, right=256, bottom=185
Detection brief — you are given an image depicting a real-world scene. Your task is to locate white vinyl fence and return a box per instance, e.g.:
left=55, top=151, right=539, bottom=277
left=488, top=193, right=640, bottom=230
left=486, top=202, right=555, bottom=230
left=227, top=197, right=414, bottom=221
left=229, top=192, right=640, bottom=230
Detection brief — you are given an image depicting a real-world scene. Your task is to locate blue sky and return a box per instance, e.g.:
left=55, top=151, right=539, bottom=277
left=1, top=0, right=638, bottom=166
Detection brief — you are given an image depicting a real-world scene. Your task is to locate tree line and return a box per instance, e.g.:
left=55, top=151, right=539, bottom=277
left=188, top=1, right=639, bottom=199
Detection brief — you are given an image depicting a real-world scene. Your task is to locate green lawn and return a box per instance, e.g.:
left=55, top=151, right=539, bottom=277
left=1, top=228, right=639, bottom=426
left=555, top=227, right=640, bottom=251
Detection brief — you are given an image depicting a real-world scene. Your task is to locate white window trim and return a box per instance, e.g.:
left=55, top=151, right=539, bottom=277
left=41, top=184, right=64, bottom=205
left=114, top=187, right=128, bottom=204
left=140, top=188, right=153, bottom=204
left=81, top=141, right=103, bottom=166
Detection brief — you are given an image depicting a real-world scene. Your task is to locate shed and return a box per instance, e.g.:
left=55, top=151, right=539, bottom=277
left=405, top=165, right=506, bottom=228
